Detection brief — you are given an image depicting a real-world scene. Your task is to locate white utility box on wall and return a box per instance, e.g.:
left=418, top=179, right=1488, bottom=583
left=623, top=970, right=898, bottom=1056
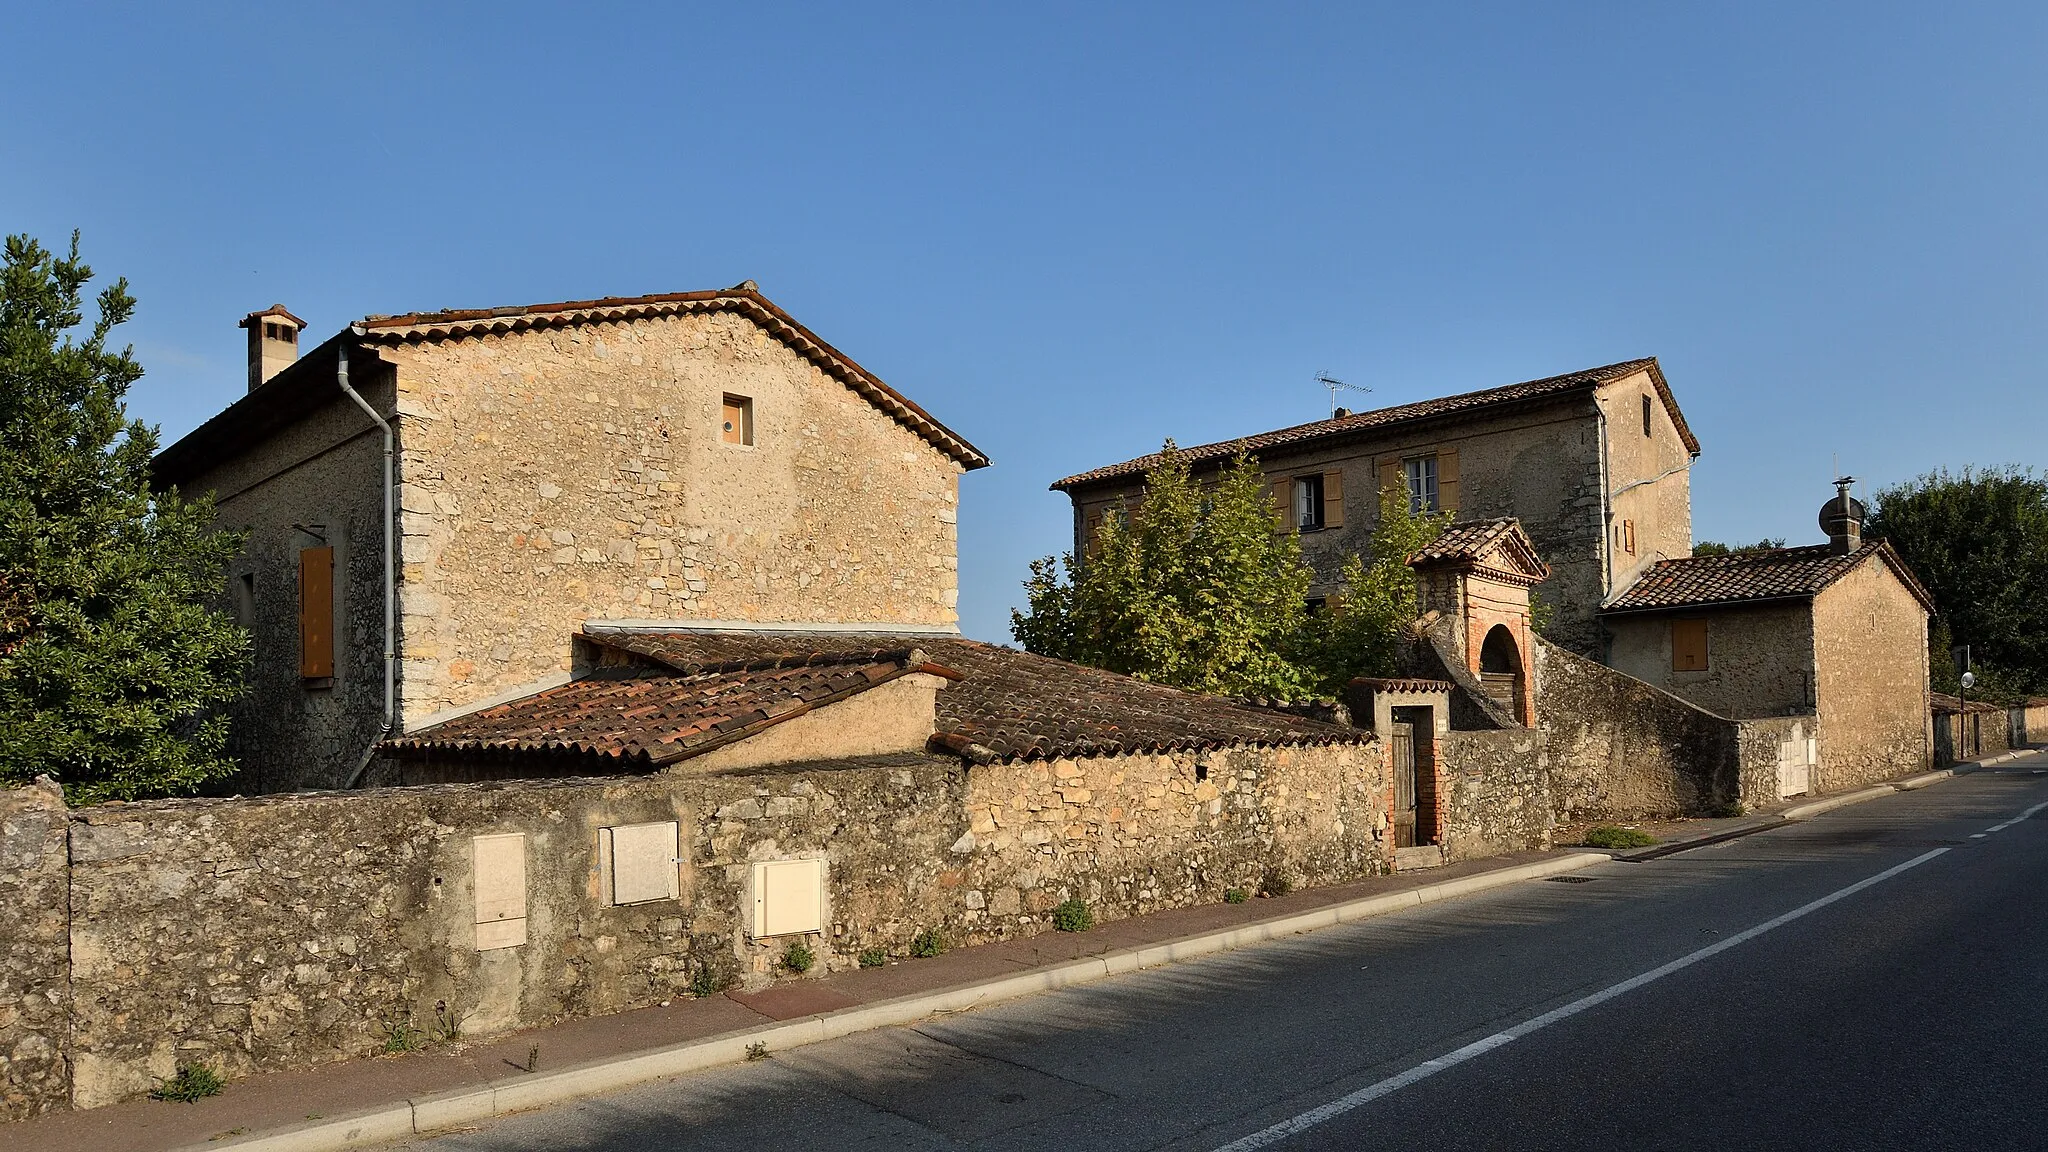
left=751, top=858, right=826, bottom=938
left=472, top=832, right=528, bottom=949
left=600, top=821, right=682, bottom=906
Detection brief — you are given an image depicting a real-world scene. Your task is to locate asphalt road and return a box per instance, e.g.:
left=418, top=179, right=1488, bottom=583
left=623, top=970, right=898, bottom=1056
left=398, top=754, right=2048, bottom=1152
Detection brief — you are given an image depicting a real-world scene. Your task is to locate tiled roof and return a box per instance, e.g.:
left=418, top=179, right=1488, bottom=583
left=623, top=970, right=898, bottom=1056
left=1930, top=693, right=2001, bottom=715
left=154, top=285, right=987, bottom=490
left=387, top=648, right=953, bottom=768
left=1406, top=517, right=1550, bottom=582
left=1051, top=358, right=1694, bottom=491
left=238, top=304, right=306, bottom=329
left=1600, top=541, right=1936, bottom=614
left=588, top=629, right=1369, bottom=763
left=1349, top=677, right=1454, bottom=694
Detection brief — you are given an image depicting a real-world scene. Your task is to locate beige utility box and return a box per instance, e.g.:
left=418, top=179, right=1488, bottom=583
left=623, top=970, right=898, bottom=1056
left=472, top=833, right=528, bottom=949
left=599, top=821, right=683, bottom=906
left=750, top=858, right=826, bottom=938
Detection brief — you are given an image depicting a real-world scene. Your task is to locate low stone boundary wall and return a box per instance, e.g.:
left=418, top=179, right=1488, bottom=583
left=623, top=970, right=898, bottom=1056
left=1534, top=640, right=1748, bottom=819
left=1438, top=729, right=1554, bottom=859
left=0, top=738, right=1390, bottom=1118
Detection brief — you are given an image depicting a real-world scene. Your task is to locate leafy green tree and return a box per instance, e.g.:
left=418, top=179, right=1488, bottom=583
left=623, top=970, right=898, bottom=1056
left=1867, top=467, right=2048, bottom=697
left=1692, top=537, right=1786, bottom=557
left=1299, top=486, right=1452, bottom=693
left=1015, top=447, right=1453, bottom=698
left=1014, top=442, right=1315, bottom=696
left=0, top=233, right=249, bottom=802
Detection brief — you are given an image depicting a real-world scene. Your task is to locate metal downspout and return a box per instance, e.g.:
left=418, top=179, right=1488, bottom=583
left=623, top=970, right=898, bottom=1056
left=1593, top=401, right=1612, bottom=597
left=336, top=340, right=396, bottom=788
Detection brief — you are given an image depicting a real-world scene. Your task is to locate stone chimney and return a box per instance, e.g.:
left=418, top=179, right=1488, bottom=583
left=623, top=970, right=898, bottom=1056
left=239, top=305, right=306, bottom=391
left=1819, top=476, right=1865, bottom=554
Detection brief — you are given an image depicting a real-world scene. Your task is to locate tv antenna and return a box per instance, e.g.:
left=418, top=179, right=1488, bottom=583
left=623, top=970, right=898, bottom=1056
left=1317, top=372, right=1371, bottom=417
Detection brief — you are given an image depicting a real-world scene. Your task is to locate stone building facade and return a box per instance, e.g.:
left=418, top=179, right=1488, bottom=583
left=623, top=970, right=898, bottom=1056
left=1599, top=492, right=1935, bottom=795
left=153, top=288, right=990, bottom=793
left=1052, top=359, right=1700, bottom=655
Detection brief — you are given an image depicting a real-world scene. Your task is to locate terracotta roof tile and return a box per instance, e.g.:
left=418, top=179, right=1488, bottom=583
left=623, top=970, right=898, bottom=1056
left=1349, top=677, right=1454, bottom=694
left=387, top=648, right=941, bottom=767
left=588, top=630, right=1368, bottom=763
left=1600, top=541, right=1934, bottom=614
left=1051, top=358, right=1693, bottom=490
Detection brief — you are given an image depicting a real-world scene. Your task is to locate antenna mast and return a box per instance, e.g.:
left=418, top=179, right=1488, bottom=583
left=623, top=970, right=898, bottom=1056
left=1317, top=372, right=1371, bottom=417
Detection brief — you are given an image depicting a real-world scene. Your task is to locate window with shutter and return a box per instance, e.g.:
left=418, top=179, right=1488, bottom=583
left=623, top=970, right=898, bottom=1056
left=1623, top=519, right=1636, bottom=555
left=1321, top=469, right=1344, bottom=529
left=1672, top=618, right=1709, bottom=672
left=298, top=546, right=334, bottom=681
left=721, top=394, right=753, bottom=445
left=1436, top=447, right=1459, bottom=513
left=1294, top=474, right=1326, bottom=530
left=1271, top=478, right=1294, bottom=532
left=1404, top=456, right=1439, bottom=513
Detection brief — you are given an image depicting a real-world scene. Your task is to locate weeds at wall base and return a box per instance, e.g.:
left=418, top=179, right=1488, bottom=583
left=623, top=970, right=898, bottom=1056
left=150, top=1064, right=224, bottom=1103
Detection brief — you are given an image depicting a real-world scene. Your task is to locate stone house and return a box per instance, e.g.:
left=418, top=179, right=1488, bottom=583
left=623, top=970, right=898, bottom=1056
left=1598, top=484, right=1935, bottom=795
left=153, top=286, right=991, bottom=793
left=1052, top=358, right=1701, bottom=655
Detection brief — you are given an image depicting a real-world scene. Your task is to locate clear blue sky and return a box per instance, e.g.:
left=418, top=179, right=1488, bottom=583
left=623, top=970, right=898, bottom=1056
left=5, top=3, right=2042, bottom=641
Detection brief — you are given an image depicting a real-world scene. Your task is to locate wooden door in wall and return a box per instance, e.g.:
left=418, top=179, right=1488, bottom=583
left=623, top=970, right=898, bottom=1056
left=1392, top=721, right=1417, bottom=848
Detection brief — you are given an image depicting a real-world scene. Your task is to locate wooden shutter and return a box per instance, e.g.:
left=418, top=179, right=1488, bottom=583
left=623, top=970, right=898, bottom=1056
left=1672, top=618, right=1709, bottom=672
left=1271, top=478, right=1293, bottom=532
left=1623, top=519, right=1637, bottom=555
left=298, top=546, right=334, bottom=679
left=1083, top=510, right=1104, bottom=556
left=1322, top=470, right=1345, bottom=529
left=1437, top=447, right=1460, bottom=514
left=1377, top=459, right=1402, bottom=504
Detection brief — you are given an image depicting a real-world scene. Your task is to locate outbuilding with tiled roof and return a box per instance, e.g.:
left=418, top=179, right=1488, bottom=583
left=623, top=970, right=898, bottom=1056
left=1597, top=488, right=1934, bottom=794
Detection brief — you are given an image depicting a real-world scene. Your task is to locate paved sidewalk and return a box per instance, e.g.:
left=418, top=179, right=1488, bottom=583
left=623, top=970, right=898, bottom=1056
left=8, top=849, right=1590, bottom=1152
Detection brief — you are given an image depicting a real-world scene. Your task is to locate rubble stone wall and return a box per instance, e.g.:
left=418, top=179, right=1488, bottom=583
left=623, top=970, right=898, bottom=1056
left=383, top=312, right=965, bottom=729
left=1534, top=638, right=1742, bottom=819
left=0, top=780, right=69, bottom=1120
left=3, top=735, right=1390, bottom=1113
left=1812, top=560, right=1932, bottom=787
left=1438, top=729, right=1554, bottom=860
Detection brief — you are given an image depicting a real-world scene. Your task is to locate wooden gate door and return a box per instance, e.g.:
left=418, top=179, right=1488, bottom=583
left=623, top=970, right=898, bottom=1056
left=1392, top=721, right=1417, bottom=848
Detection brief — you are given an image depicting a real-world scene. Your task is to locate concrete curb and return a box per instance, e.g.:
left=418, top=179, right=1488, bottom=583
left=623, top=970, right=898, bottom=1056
left=185, top=851, right=1609, bottom=1152
left=1781, top=785, right=1899, bottom=820
left=1613, top=816, right=1789, bottom=862
left=1891, top=768, right=1953, bottom=791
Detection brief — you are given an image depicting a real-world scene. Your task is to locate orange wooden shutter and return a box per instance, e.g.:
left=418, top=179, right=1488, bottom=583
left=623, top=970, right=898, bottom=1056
left=1377, top=459, right=1402, bottom=504
left=1624, top=519, right=1637, bottom=555
left=1271, top=479, right=1293, bottom=532
left=1671, top=618, right=1708, bottom=672
left=299, top=546, right=335, bottom=679
left=1437, top=447, right=1460, bottom=514
left=1322, top=470, right=1344, bottom=529
left=1083, top=510, right=1104, bottom=556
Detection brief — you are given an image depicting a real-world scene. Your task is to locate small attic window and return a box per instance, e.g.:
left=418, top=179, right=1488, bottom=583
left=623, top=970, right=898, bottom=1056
left=1642, top=394, right=1653, bottom=437
left=722, top=394, right=753, bottom=446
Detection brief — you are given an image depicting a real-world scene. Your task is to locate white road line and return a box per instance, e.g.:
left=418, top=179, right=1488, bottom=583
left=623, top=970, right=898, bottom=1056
left=1212, top=846, right=1953, bottom=1151
left=1984, top=799, right=2048, bottom=834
